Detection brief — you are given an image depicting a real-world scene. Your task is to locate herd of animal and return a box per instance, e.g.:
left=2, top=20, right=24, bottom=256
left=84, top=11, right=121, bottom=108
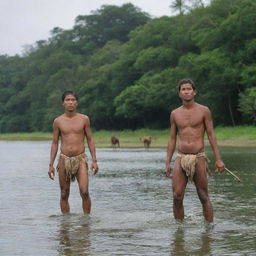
left=111, top=135, right=151, bottom=149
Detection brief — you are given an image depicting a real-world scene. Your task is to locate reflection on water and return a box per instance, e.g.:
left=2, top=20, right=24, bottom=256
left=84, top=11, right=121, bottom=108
left=0, top=142, right=255, bottom=255
left=56, top=214, right=91, bottom=256
left=170, top=223, right=213, bottom=256
left=171, top=227, right=186, bottom=256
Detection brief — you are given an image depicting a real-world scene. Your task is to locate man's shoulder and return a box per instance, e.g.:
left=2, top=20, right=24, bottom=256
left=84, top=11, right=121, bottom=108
left=195, top=103, right=207, bottom=108
left=171, top=106, right=183, bottom=115
left=54, top=114, right=65, bottom=123
left=75, top=113, right=90, bottom=125
left=77, top=113, right=89, bottom=120
left=195, top=103, right=210, bottom=112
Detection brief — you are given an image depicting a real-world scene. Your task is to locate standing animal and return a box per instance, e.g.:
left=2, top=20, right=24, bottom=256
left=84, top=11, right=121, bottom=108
left=111, top=136, right=120, bottom=149
left=140, top=136, right=151, bottom=149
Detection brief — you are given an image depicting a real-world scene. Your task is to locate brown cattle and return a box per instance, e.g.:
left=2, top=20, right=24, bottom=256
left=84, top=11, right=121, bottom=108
left=111, top=136, right=120, bottom=149
left=140, top=136, right=151, bottom=149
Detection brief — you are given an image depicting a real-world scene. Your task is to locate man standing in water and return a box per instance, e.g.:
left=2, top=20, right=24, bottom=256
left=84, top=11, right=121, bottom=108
left=165, top=78, right=225, bottom=223
left=48, top=90, right=99, bottom=214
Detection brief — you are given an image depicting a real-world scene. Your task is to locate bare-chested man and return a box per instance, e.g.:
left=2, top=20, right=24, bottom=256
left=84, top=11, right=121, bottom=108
left=48, top=90, right=99, bottom=214
left=165, top=78, right=225, bottom=223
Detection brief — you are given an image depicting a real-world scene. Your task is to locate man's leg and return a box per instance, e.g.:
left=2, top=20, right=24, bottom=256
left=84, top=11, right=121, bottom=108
left=194, top=157, right=213, bottom=222
left=58, top=160, right=70, bottom=213
left=77, top=160, right=91, bottom=214
left=172, top=158, right=188, bottom=220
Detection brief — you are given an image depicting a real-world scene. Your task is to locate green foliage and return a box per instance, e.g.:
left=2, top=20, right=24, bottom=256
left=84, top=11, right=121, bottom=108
left=73, top=3, right=150, bottom=55
left=134, top=47, right=178, bottom=72
left=0, top=1, right=256, bottom=132
left=240, top=65, right=256, bottom=88
left=114, top=84, right=148, bottom=119
left=238, top=87, right=256, bottom=123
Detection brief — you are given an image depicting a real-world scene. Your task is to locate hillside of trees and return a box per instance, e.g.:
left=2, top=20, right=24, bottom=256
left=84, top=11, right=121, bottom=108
left=0, top=0, right=255, bottom=132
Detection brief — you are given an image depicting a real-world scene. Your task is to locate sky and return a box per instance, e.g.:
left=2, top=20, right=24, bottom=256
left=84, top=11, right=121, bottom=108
left=0, top=0, right=173, bottom=56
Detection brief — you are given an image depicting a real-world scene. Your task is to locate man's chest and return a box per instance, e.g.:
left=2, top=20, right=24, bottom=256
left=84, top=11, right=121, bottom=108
left=59, top=119, right=85, bottom=135
left=175, top=111, right=204, bottom=128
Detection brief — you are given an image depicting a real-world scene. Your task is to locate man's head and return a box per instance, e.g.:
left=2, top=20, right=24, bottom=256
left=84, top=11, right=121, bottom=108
left=62, top=90, right=78, bottom=102
left=178, top=78, right=196, bottom=102
left=178, top=78, right=196, bottom=91
left=62, top=90, right=78, bottom=112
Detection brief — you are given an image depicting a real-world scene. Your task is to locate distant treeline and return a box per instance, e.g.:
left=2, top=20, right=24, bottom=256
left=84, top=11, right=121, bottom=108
left=0, top=0, right=255, bottom=132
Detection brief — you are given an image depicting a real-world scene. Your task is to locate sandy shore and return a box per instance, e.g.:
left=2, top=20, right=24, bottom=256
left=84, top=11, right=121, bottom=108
left=205, top=139, right=256, bottom=148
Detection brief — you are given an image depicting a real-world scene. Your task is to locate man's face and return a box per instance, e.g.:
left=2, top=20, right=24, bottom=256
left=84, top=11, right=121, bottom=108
left=179, top=83, right=196, bottom=101
left=63, top=94, right=77, bottom=112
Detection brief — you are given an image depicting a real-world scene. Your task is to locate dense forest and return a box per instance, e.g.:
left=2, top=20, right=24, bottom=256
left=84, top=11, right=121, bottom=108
left=0, top=0, right=255, bottom=132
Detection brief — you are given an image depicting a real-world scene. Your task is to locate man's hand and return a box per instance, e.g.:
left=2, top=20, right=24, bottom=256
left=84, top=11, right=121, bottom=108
left=91, top=161, right=99, bottom=175
left=48, top=166, right=55, bottom=180
left=165, top=164, right=173, bottom=178
left=215, top=159, right=225, bottom=173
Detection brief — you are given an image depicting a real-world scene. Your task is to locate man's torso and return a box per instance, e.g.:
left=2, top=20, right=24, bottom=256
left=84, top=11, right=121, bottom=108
left=173, top=103, right=206, bottom=153
left=57, top=113, right=87, bottom=156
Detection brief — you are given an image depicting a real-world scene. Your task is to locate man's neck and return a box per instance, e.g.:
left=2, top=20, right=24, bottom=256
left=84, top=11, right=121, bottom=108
left=182, top=100, right=196, bottom=109
left=64, top=111, right=77, bottom=118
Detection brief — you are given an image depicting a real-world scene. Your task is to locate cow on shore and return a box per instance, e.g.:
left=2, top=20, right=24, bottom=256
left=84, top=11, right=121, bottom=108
left=140, top=136, right=151, bottom=149
left=111, top=136, right=120, bottom=149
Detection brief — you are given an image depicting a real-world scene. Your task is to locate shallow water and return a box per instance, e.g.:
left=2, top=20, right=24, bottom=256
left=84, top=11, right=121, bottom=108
left=0, top=142, right=255, bottom=255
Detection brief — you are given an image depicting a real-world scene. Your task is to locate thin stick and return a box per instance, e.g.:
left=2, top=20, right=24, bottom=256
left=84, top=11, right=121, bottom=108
left=225, top=167, right=243, bottom=183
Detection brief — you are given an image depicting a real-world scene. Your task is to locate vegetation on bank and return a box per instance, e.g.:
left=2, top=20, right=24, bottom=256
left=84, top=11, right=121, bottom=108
left=0, top=126, right=255, bottom=147
left=0, top=0, right=256, bottom=133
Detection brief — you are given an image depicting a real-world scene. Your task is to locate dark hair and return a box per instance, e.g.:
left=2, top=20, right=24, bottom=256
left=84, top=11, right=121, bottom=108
left=178, top=78, right=196, bottom=91
left=61, top=90, right=78, bottom=102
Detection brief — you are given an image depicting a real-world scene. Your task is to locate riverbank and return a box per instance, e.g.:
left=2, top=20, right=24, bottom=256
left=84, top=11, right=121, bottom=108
left=0, top=126, right=255, bottom=147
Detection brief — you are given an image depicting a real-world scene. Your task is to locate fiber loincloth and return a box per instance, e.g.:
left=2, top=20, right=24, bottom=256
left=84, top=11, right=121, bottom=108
left=176, top=151, right=211, bottom=183
left=58, top=152, right=87, bottom=182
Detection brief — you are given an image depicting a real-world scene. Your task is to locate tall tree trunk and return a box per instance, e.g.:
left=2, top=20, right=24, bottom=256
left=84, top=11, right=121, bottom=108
left=228, top=96, right=235, bottom=126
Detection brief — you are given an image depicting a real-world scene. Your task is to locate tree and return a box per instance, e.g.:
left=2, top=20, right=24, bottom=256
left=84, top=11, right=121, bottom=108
left=1, top=0, right=256, bottom=131
left=114, top=84, right=148, bottom=128
left=76, top=40, right=123, bottom=129
left=238, top=87, right=256, bottom=124
left=170, top=0, right=189, bottom=15
left=73, top=4, right=150, bottom=55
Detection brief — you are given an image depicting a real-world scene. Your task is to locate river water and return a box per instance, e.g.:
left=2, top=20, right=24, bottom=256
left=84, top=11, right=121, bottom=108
left=0, top=141, right=255, bottom=256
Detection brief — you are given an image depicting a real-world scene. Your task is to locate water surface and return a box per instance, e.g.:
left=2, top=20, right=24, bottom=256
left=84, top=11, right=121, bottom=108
left=0, top=142, right=255, bottom=255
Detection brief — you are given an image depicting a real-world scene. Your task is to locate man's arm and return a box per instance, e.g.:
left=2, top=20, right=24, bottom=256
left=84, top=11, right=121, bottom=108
left=204, top=107, right=225, bottom=173
left=165, top=112, right=177, bottom=178
left=48, top=119, right=60, bottom=180
left=84, top=116, right=99, bottom=175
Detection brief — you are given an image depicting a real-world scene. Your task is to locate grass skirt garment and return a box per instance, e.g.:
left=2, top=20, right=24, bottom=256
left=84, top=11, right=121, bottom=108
left=57, top=153, right=88, bottom=181
left=176, top=152, right=211, bottom=183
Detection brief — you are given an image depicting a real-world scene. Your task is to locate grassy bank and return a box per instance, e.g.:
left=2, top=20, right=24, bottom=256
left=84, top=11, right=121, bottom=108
left=0, top=126, right=255, bottom=147
left=212, top=126, right=256, bottom=147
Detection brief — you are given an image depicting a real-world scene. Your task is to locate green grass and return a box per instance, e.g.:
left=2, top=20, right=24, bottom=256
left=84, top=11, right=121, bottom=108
left=0, top=126, right=255, bottom=147
left=214, top=126, right=256, bottom=140
left=92, top=129, right=169, bottom=148
left=0, top=132, right=52, bottom=141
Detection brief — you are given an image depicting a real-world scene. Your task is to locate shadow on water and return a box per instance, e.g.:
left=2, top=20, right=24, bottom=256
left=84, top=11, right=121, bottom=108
left=54, top=214, right=92, bottom=256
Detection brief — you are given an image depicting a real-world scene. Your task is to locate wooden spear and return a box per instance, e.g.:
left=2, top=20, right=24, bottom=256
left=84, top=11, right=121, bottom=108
left=225, top=167, right=243, bottom=183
